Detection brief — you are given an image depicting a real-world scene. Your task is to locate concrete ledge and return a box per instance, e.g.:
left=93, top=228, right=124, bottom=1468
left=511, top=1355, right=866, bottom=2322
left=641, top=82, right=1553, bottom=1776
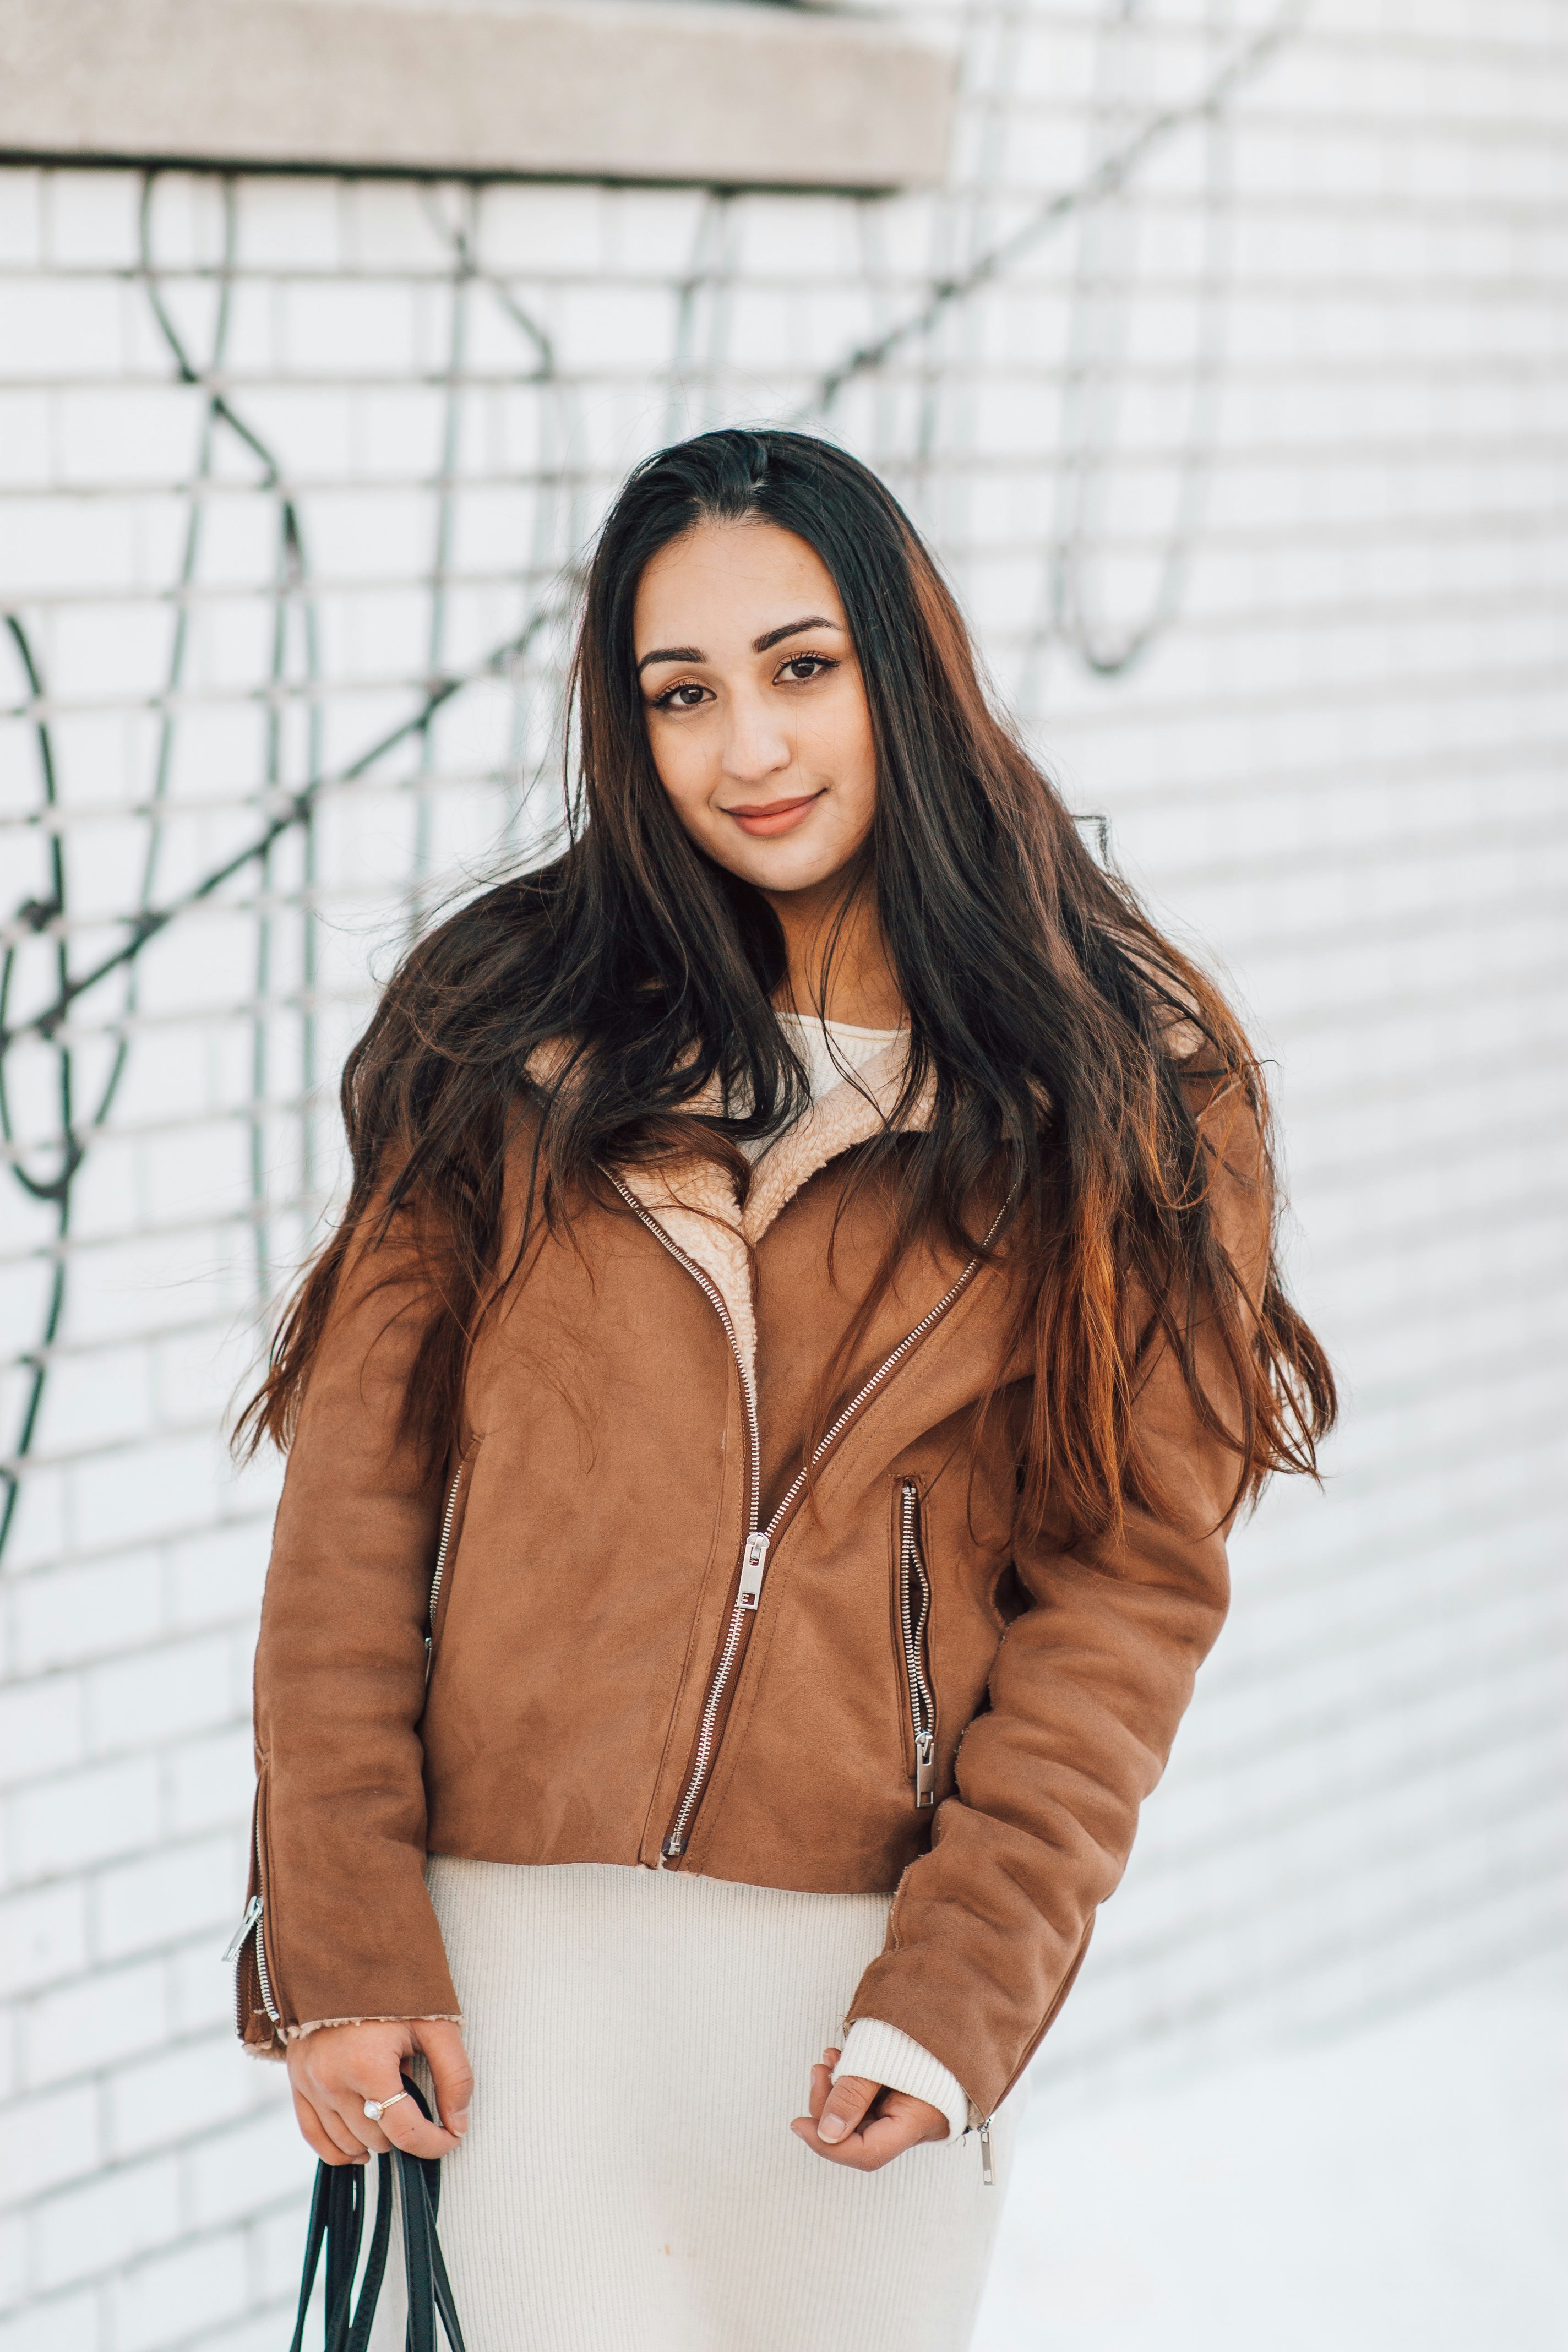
left=0, top=0, right=954, bottom=189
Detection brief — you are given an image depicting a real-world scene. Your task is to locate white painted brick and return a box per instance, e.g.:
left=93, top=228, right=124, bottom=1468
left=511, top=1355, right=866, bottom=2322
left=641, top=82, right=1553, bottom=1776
left=184, top=2107, right=314, bottom=2233
left=0, top=1884, right=89, bottom=2002
left=164, top=1729, right=254, bottom=1842
left=0, top=1677, right=84, bottom=1790
left=92, top=1836, right=239, bottom=1966
left=29, top=2155, right=180, bottom=2293
left=7, top=1758, right=159, bottom=1886
left=22, top=1958, right=167, bottom=2091
left=67, top=1440, right=225, bottom=1559
left=192, top=2301, right=307, bottom=2352
left=108, top=2230, right=250, bottom=2352
left=84, top=1641, right=237, bottom=1762
left=0, top=2290, right=98, bottom=2352
left=276, top=280, right=420, bottom=382
left=0, top=2082, right=99, bottom=2207
left=166, top=1934, right=251, bottom=2042
left=8, top=1559, right=162, bottom=1677
left=105, top=2035, right=259, bottom=2163
left=54, top=389, right=194, bottom=492
left=249, top=2195, right=318, bottom=2307
left=0, top=394, right=53, bottom=491
left=0, top=2215, right=25, bottom=2310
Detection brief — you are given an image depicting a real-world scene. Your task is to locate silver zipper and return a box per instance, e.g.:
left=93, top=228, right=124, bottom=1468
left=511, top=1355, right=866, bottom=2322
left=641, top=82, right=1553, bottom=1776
left=662, top=1253, right=986, bottom=1856
left=251, top=1899, right=279, bottom=2024
left=612, top=1174, right=991, bottom=1862
left=607, top=1179, right=763, bottom=1862
left=225, top=1817, right=281, bottom=2028
left=221, top=1893, right=262, bottom=1966
left=423, top=1458, right=467, bottom=1680
left=978, top=2115, right=995, bottom=2185
left=898, top=1479, right=937, bottom=1807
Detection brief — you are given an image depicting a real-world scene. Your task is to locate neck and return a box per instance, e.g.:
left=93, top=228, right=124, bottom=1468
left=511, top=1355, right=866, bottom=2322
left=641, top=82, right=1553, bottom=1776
left=761, top=872, right=906, bottom=1030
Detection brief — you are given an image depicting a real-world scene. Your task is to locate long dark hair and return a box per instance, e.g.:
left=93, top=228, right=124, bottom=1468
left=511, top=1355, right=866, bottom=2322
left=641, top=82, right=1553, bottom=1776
left=238, top=427, right=1334, bottom=1541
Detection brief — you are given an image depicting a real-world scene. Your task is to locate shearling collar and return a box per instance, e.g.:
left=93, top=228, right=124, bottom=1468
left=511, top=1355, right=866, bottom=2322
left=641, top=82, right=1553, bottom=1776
left=530, top=1033, right=930, bottom=1387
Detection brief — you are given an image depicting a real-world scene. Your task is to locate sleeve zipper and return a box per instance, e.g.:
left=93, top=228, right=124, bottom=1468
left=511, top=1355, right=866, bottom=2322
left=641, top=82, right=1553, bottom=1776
left=224, top=1809, right=281, bottom=2031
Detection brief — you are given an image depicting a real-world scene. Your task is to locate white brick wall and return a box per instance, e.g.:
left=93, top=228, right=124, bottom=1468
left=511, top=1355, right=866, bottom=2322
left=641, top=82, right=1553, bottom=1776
left=1, top=2, right=1565, bottom=2343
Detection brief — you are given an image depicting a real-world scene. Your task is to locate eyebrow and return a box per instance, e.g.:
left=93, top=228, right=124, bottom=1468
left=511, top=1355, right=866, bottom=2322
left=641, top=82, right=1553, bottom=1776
left=753, top=613, right=841, bottom=654
left=634, top=614, right=843, bottom=676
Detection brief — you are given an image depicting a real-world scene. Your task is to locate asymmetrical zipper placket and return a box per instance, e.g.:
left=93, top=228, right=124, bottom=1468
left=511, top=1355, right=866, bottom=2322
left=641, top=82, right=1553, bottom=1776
left=897, top=1479, right=937, bottom=1807
left=611, top=1175, right=988, bottom=1863
left=607, top=1179, right=761, bottom=1861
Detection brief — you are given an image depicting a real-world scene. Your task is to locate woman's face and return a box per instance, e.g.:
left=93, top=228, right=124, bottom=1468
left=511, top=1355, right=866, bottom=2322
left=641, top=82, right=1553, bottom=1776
left=633, top=518, right=876, bottom=895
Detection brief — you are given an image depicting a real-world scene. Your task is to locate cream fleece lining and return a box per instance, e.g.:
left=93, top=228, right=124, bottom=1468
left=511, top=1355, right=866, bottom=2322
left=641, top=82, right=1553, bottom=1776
left=532, top=1032, right=933, bottom=1392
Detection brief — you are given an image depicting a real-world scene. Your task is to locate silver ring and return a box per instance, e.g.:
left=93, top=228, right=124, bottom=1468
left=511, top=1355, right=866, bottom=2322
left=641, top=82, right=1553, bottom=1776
left=363, top=2091, right=410, bottom=2123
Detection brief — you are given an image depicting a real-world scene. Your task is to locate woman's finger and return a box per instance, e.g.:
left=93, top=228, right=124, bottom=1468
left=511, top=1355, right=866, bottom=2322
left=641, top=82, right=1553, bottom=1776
left=294, top=2088, right=367, bottom=2166
left=373, top=2086, right=460, bottom=2162
left=815, top=2070, right=879, bottom=2148
left=791, top=2106, right=908, bottom=2171
left=853, top=2103, right=936, bottom=2168
left=345, top=2105, right=393, bottom=2158
left=417, top=2022, right=474, bottom=2141
left=791, top=2086, right=948, bottom=2171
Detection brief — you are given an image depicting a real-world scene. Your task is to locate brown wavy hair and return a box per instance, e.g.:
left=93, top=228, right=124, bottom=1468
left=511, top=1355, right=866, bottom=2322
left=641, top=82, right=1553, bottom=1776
left=237, top=427, right=1334, bottom=1543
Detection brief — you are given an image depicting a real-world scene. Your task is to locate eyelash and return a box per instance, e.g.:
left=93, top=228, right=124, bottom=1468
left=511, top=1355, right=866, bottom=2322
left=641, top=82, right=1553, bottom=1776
left=651, top=653, right=838, bottom=710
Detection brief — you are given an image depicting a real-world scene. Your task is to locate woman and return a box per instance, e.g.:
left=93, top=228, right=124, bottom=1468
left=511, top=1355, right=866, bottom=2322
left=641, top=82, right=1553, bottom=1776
left=236, top=428, right=1333, bottom=2350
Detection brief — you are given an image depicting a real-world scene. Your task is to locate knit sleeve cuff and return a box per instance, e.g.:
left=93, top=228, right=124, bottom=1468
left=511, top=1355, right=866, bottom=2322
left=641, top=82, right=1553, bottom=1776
left=832, top=2017, right=968, bottom=2145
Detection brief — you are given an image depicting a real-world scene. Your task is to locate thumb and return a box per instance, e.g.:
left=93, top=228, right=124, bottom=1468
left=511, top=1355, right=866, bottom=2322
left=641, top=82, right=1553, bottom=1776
left=818, top=2071, right=879, bottom=2147
left=415, top=2022, right=474, bottom=2137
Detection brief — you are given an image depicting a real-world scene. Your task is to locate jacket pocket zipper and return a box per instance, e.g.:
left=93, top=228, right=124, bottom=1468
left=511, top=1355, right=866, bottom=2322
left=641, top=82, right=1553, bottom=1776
left=897, top=1478, right=937, bottom=1807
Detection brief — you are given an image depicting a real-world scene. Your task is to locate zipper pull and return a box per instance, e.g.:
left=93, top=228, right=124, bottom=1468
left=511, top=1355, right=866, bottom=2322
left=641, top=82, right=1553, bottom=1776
left=222, top=1894, right=263, bottom=1965
left=738, top=1531, right=770, bottom=1609
left=914, top=1729, right=937, bottom=1807
left=978, top=2115, right=995, bottom=2186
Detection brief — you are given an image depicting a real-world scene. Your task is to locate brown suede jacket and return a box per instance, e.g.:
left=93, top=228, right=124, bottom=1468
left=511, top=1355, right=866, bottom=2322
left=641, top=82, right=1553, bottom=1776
left=238, top=1039, right=1258, bottom=2118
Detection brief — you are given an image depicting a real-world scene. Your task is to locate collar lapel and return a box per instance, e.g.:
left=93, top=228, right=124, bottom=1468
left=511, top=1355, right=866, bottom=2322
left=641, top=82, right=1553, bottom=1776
left=530, top=1036, right=930, bottom=1391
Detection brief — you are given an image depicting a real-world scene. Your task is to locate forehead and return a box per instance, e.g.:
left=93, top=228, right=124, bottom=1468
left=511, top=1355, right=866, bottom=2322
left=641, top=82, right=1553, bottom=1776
left=633, top=518, right=842, bottom=640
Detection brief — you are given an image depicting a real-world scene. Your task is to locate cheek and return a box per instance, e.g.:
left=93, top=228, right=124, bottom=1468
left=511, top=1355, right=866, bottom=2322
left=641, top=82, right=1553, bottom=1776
left=807, top=689, right=878, bottom=816
left=646, top=719, right=715, bottom=816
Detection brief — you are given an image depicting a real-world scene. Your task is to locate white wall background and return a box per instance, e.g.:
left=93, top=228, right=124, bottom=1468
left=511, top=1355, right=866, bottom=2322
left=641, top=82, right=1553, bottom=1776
left=1, top=3, right=1565, bottom=2346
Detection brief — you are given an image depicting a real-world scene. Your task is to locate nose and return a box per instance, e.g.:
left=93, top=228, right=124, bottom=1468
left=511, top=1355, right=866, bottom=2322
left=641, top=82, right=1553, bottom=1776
left=720, top=684, right=792, bottom=789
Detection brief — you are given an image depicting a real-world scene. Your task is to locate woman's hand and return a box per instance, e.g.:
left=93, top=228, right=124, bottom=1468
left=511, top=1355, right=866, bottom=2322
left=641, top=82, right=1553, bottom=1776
left=790, top=2045, right=949, bottom=2171
left=286, top=2019, right=472, bottom=2167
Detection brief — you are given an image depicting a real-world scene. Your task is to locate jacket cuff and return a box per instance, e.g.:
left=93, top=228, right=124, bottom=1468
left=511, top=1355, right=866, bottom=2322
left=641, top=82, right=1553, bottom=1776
left=832, top=2018, right=968, bottom=2144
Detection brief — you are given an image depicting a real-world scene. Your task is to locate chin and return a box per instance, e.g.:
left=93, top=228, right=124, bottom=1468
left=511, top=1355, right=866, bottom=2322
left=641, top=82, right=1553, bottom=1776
left=736, top=847, right=848, bottom=893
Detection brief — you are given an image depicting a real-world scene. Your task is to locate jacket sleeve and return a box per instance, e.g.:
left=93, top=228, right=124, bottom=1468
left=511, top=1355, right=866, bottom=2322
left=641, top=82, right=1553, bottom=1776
left=843, top=1083, right=1270, bottom=2116
left=241, top=1206, right=462, bottom=2054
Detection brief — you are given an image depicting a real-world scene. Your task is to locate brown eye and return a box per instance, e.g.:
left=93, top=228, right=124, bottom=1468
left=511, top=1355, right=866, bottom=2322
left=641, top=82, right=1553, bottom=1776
left=657, top=682, right=710, bottom=710
left=779, top=655, right=834, bottom=683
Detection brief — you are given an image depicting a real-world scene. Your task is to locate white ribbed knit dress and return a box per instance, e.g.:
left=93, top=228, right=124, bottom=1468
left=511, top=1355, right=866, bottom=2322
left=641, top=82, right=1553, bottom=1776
left=366, top=1020, right=1021, bottom=2352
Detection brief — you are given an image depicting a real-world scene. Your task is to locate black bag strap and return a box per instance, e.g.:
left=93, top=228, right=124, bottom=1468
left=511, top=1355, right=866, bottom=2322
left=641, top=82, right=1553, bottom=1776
left=289, top=2073, right=466, bottom=2352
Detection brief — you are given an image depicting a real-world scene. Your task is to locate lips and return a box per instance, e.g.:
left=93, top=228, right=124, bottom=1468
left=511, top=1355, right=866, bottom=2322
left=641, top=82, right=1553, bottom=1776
left=724, top=791, right=823, bottom=838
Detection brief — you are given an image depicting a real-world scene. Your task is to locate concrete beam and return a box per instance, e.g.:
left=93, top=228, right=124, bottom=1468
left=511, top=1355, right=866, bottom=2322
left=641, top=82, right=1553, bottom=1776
left=0, top=0, right=954, bottom=190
